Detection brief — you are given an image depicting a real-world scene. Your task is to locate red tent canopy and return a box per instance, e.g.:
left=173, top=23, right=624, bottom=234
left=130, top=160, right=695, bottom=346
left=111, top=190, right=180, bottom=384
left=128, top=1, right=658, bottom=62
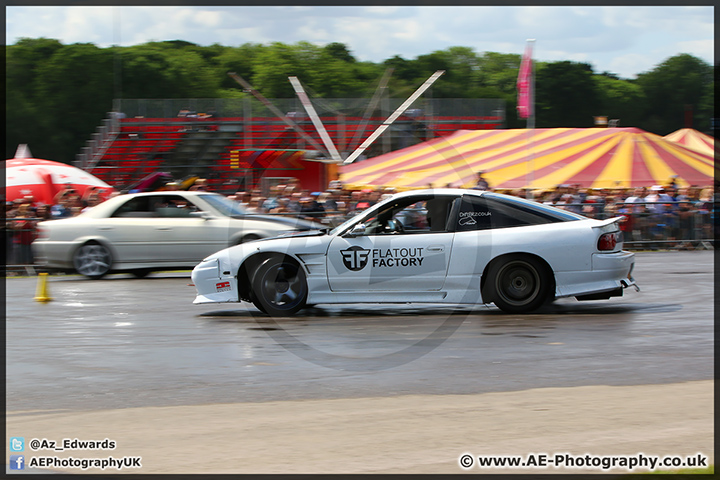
left=340, top=127, right=716, bottom=191
left=5, top=154, right=115, bottom=205
left=663, top=128, right=715, bottom=156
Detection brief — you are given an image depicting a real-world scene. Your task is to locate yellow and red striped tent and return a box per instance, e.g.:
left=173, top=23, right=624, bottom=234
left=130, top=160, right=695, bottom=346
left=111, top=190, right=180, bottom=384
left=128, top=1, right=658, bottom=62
left=663, top=128, right=715, bottom=156
left=339, top=127, right=715, bottom=191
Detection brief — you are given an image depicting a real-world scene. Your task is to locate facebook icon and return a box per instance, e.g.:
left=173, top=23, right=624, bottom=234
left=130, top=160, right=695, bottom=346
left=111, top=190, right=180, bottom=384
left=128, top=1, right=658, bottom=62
left=10, top=455, right=25, bottom=470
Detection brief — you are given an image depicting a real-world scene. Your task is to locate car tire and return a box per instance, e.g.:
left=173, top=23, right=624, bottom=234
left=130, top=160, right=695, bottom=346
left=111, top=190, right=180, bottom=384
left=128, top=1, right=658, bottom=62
left=130, top=269, right=152, bottom=278
left=486, top=255, right=550, bottom=313
left=73, top=242, right=112, bottom=279
left=250, top=294, right=267, bottom=314
left=251, top=257, right=307, bottom=316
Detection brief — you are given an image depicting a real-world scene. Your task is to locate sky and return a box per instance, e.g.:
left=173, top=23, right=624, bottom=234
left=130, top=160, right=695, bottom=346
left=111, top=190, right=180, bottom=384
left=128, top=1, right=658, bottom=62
left=5, top=5, right=715, bottom=79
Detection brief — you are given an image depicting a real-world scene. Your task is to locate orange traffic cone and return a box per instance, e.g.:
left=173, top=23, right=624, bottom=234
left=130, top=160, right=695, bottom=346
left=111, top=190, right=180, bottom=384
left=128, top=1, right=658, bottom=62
left=34, top=272, right=53, bottom=302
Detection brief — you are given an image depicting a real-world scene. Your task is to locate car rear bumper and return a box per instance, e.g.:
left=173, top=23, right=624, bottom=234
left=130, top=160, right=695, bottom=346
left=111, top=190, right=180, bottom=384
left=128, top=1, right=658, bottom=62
left=31, top=241, right=74, bottom=269
left=555, top=250, right=637, bottom=298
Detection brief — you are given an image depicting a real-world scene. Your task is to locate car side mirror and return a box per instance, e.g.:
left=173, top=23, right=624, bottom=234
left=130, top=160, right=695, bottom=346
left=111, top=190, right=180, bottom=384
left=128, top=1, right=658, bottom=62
left=345, top=223, right=366, bottom=237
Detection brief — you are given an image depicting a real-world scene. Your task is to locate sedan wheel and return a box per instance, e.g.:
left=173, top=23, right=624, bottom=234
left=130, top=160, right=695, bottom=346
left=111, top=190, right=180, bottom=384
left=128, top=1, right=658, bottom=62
left=73, top=242, right=112, bottom=279
left=486, top=255, right=550, bottom=313
left=252, top=257, right=307, bottom=316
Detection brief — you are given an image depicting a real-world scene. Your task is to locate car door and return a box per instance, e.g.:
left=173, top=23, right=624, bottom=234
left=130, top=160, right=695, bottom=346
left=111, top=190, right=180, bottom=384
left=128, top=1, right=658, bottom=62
left=326, top=195, right=457, bottom=292
left=103, top=195, right=165, bottom=262
left=148, top=194, right=232, bottom=263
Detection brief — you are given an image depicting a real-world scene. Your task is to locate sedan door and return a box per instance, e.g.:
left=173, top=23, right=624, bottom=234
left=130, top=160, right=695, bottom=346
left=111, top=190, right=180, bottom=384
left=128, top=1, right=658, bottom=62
left=147, top=195, right=232, bottom=263
left=326, top=195, right=457, bottom=292
left=102, top=195, right=166, bottom=262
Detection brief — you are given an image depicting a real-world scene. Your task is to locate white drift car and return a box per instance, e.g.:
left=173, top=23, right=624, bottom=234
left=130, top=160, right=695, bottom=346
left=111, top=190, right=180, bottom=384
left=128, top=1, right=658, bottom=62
left=192, top=189, right=638, bottom=315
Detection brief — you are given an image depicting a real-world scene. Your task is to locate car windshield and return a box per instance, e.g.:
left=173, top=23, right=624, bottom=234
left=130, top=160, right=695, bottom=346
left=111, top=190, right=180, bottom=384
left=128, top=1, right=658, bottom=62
left=197, top=194, right=248, bottom=217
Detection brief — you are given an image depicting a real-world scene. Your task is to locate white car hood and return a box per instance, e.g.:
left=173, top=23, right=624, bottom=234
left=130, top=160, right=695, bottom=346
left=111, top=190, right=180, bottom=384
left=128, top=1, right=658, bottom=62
left=204, top=231, right=333, bottom=266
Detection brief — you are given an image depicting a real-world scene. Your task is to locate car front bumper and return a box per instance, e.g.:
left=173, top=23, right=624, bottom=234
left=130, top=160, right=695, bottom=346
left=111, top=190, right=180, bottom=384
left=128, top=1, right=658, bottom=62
left=192, top=258, right=238, bottom=304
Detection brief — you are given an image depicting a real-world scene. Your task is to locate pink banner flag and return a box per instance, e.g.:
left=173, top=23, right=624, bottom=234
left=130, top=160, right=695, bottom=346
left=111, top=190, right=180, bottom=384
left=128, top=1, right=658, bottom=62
left=516, top=42, right=534, bottom=119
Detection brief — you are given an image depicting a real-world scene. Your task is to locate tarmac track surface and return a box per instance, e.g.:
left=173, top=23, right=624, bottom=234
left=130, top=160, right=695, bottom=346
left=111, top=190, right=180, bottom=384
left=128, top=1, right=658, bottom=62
left=6, top=251, right=713, bottom=411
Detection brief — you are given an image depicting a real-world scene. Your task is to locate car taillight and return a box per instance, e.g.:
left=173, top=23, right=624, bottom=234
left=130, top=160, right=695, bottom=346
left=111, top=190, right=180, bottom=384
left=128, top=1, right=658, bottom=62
left=597, top=231, right=619, bottom=251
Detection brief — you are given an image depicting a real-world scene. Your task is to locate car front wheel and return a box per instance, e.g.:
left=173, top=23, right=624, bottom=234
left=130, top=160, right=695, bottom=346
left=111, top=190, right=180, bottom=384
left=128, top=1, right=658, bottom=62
left=486, top=255, right=550, bottom=313
left=73, top=242, right=112, bottom=279
left=251, top=257, right=307, bottom=316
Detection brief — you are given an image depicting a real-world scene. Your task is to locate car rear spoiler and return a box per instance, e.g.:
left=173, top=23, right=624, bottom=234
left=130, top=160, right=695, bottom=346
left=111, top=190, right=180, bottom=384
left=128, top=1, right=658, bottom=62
left=590, top=217, right=623, bottom=230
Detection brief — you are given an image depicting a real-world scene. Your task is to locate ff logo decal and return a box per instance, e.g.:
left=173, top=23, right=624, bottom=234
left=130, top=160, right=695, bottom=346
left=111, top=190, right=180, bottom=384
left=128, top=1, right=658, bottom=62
left=341, top=246, right=370, bottom=271
left=216, top=281, right=231, bottom=292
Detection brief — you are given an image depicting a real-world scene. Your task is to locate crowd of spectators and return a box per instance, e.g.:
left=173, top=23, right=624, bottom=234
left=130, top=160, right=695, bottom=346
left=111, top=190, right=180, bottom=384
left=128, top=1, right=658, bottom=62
left=4, top=175, right=716, bottom=266
left=499, top=182, right=715, bottom=247
left=224, top=180, right=394, bottom=227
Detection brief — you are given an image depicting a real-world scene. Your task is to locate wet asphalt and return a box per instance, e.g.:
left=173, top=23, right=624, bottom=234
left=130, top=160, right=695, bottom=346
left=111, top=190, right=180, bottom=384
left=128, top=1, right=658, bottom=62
left=5, top=251, right=714, bottom=412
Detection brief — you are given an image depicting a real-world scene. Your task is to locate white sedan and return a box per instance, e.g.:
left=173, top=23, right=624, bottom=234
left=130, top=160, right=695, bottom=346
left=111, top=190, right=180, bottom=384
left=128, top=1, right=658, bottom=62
left=192, top=189, right=638, bottom=315
left=33, top=191, right=322, bottom=279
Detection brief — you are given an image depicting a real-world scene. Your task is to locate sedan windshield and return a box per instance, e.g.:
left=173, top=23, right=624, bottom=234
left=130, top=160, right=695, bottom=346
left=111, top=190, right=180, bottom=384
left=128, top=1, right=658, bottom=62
left=198, top=194, right=248, bottom=217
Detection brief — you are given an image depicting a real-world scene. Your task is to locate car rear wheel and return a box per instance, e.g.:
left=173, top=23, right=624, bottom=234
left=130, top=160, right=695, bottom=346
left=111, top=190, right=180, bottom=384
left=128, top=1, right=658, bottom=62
left=251, top=257, right=307, bottom=316
left=486, top=255, right=550, bottom=313
left=73, top=242, right=112, bottom=279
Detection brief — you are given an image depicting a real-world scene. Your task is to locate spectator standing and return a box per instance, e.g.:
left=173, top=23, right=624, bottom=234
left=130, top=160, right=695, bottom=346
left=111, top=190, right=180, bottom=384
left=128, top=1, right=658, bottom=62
left=35, top=204, right=51, bottom=221
left=473, top=171, right=490, bottom=191
left=236, top=191, right=252, bottom=209
left=645, top=185, right=677, bottom=243
left=12, top=203, right=37, bottom=265
left=6, top=201, right=18, bottom=264
left=299, top=194, right=325, bottom=223
left=262, top=185, right=283, bottom=212
left=50, top=193, right=72, bottom=219
left=354, top=189, right=375, bottom=211
left=286, top=192, right=304, bottom=213
left=268, top=198, right=292, bottom=215
left=245, top=197, right=265, bottom=214
left=675, top=187, right=697, bottom=246
left=696, top=187, right=714, bottom=242
left=189, top=178, right=209, bottom=191
left=623, top=187, right=649, bottom=241
left=81, top=188, right=104, bottom=213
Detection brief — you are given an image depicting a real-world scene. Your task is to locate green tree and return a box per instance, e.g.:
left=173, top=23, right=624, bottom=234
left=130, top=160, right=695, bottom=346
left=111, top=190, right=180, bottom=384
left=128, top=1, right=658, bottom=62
left=593, top=74, right=646, bottom=128
left=6, top=38, right=66, bottom=159
left=215, top=42, right=263, bottom=92
left=415, top=47, right=482, bottom=98
left=324, top=42, right=356, bottom=63
left=32, top=43, right=114, bottom=162
left=476, top=52, right=522, bottom=96
left=534, top=61, right=601, bottom=127
left=251, top=42, right=310, bottom=97
left=635, top=53, right=713, bottom=134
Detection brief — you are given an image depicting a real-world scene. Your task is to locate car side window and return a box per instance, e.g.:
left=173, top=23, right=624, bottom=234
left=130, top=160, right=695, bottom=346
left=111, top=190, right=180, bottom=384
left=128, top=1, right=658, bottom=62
left=111, top=197, right=154, bottom=218
left=363, top=196, right=455, bottom=235
left=152, top=196, right=200, bottom=218
left=455, top=196, right=493, bottom=231
left=455, top=195, right=557, bottom=231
